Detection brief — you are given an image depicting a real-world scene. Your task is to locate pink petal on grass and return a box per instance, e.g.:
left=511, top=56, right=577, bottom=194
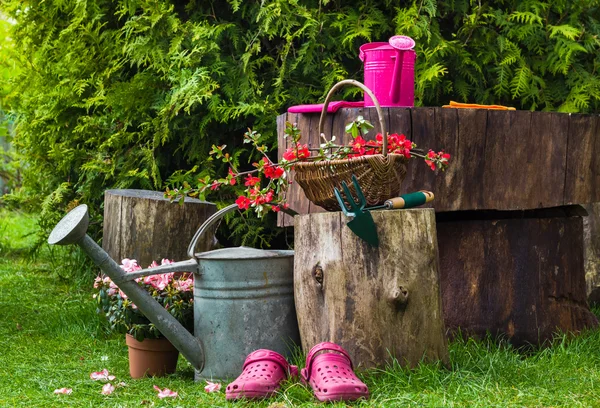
left=101, top=383, right=115, bottom=395
left=204, top=381, right=221, bottom=393
left=90, top=369, right=116, bottom=381
left=153, top=385, right=178, bottom=398
left=53, top=388, right=72, bottom=395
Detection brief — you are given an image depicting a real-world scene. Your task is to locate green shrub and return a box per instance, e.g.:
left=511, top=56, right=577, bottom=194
left=0, top=0, right=598, bottom=251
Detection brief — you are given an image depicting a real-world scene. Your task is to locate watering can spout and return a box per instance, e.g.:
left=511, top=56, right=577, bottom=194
left=48, top=204, right=206, bottom=373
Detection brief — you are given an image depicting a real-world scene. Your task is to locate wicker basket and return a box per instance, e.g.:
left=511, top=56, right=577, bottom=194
left=294, top=79, right=408, bottom=212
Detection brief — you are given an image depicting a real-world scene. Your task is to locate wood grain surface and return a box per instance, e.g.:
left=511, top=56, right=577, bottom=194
left=103, top=189, right=216, bottom=267
left=437, top=215, right=599, bottom=345
left=294, top=208, right=449, bottom=369
left=277, top=108, right=600, bottom=226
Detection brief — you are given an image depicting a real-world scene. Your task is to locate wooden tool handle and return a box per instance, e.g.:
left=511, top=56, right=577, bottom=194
left=385, top=191, right=434, bottom=209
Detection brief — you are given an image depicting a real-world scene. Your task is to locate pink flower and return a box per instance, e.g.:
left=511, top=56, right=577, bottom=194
left=90, top=369, right=116, bottom=381
left=174, top=278, right=193, bottom=292
left=149, top=261, right=159, bottom=268
left=154, top=385, right=178, bottom=398
left=154, top=274, right=172, bottom=290
left=101, top=383, right=115, bottom=395
left=160, top=259, right=174, bottom=266
left=204, top=380, right=221, bottom=393
left=121, top=259, right=141, bottom=272
left=53, top=388, right=72, bottom=395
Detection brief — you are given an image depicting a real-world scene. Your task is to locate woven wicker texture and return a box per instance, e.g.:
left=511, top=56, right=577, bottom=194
left=293, top=80, right=408, bottom=211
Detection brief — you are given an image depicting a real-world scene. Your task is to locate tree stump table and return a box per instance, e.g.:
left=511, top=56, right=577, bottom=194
left=279, top=107, right=600, bottom=347
left=103, top=189, right=216, bottom=267
left=294, top=209, right=448, bottom=369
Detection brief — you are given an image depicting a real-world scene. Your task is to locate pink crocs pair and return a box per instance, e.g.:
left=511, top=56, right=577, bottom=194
left=225, top=342, right=369, bottom=402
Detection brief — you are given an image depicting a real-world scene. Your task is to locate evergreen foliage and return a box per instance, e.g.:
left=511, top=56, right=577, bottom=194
left=0, top=16, right=19, bottom=195
left=0, top=0, right=599, bottom=249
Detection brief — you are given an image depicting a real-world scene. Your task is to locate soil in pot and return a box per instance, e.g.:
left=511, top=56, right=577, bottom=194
left=126, top=333, right=180, bottom=378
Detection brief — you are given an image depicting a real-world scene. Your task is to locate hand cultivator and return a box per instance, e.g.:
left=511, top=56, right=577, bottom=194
left=334, top=175, right=434, bottom=247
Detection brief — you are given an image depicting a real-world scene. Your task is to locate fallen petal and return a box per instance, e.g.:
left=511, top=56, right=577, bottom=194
left=204, top=381, right=221, bottom=393
left=102, top=383, right=115, bottom=395
left=53, top=388, right=72, bottom=395
left=153, top=385, right=178, bottom=398
left=90, top=369, right=116, bottom=381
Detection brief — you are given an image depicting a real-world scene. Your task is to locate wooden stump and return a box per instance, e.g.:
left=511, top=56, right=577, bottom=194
left=437, top=213, right=599, bottom=346
left=103, top=189, right=216, bottom=267
left=294, top=209, right=449, bottom=369
left=583, top=203, right=600, bottom=305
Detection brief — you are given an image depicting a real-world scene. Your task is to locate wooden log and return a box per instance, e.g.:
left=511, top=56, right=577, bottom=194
left=437, top=214, right=599, bottom=346
left=294, top=209, right=449, bottom=369
left=103, top=189, right=216, bottom=267
left=583, top=203, right=600, bottom=305
left=277, top=109, right=600, bottom=226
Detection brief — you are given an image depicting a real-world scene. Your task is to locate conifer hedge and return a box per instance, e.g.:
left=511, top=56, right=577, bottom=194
left=1, top=0, right=599, bottom=248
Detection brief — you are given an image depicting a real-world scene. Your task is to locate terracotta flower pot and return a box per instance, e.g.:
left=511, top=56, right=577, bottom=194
left=125, top=334, right=180, bottom=378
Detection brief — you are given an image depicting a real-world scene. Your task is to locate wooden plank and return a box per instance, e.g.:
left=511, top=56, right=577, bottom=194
left=438, top=215, right=598, bottom=346
left=308, top=109, right=334, bottom=215
left=406, top=107, right=436, bottom=195
left=282, top=112, right=313, bottom=226
left=423, top=107, right=460, bottom=211
left=294, top=209, right=449, bottom=368
left=387, top=107, right=414, bottom=200
left=482, top=110, right=532, bottom=210
left=565, top=114, right=600, bottom=204
left=279, top=112, right=298, bottom=227
left=452, top=109, right=488, bottom=210
left=527, top=112, right=569, bottom=208
left=278, top=109, right=600, bottom=215
left=276, top=113, right=288, bottom=227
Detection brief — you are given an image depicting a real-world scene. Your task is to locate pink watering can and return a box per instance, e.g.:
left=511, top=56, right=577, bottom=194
left=359, top=35, right=416, bottom=107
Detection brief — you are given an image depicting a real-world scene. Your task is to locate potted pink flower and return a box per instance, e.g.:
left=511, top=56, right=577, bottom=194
left=93, top=259, right=194, bottom=378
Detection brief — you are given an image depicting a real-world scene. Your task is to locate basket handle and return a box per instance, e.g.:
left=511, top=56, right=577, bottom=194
left=318, top=79, right=388, bottom=157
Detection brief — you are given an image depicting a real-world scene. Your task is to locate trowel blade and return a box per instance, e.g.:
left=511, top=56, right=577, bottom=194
left=346, top=211, right=379, bottom=247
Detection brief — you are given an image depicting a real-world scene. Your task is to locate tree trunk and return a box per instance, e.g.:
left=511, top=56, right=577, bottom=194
left=103, top=189, right=216, bottom=267
left=294, top=208, right=449, bottom=369
left=437, top=213, right=599, bottom=346
left=583, top=203, right=600, bottom=305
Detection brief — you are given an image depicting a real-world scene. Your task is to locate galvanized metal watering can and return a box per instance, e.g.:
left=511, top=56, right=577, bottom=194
left=48, top=203, right=300, bottom=380
left=359, top=35, right=416, bottom=107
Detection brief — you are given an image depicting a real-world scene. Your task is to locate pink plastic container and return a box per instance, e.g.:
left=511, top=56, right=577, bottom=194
left=359, top=39, right=416, bottom=107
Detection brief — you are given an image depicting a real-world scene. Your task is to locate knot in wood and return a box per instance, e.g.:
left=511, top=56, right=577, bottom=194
left=312, top=263, right=324, bottom=287
left=389, top=285, right=409, bottom=305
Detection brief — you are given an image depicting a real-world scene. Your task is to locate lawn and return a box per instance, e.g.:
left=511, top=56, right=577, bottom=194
left=1, top=209, right=600, bottom=407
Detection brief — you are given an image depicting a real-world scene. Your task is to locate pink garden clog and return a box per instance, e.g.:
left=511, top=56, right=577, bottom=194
left=225, top=349, right=298, bottom=400
left=300, top=342, right=369, bottom=402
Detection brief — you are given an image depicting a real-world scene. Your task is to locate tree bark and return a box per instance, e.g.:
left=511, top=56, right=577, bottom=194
left=294, top=208, right=449, bottom=369
left=437, top=214, right=599, bottom=346
left=103, top=189, right=216, bottom=267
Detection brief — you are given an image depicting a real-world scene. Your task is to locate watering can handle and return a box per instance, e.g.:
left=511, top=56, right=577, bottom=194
left=187, top=203, right=239, bottom=258
left=318, top=79, right=388, bottom=156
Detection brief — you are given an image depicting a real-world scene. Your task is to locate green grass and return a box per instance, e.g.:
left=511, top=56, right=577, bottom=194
left=1, top=209, right=600, bottom=407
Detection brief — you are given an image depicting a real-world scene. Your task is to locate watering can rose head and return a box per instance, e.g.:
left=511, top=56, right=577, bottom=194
left=93, top=259, right=194, bottom=342
left=164, top=119, right=450, bottom=217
